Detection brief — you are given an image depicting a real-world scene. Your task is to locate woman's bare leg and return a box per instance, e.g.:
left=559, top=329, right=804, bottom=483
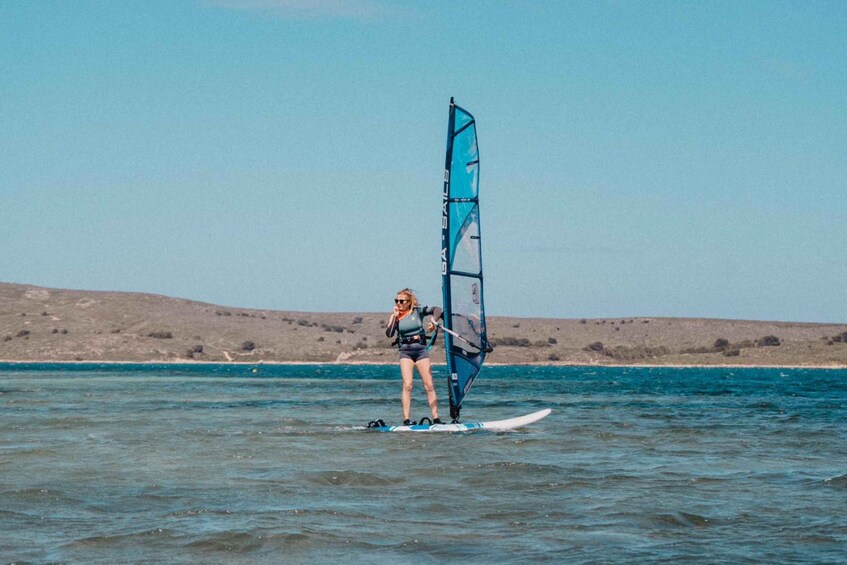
left=400, top=358, right=415, bottom=420
left=415, top=358, right=439, bottom=420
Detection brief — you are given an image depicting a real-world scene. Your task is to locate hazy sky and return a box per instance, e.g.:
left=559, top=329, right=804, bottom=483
left=2, top=1, right=845, bottom=322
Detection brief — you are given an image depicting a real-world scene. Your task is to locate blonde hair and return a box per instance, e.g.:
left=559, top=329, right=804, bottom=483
left=395, top=288, right=418, bottom=309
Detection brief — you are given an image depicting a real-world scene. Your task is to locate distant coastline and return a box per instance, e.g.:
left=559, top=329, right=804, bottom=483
left=2, top=282, right=846, bottom=368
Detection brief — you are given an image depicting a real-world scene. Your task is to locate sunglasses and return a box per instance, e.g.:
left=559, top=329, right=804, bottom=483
left=394, top=299, right=409, bottom=304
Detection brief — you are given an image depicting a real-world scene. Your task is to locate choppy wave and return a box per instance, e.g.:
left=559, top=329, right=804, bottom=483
left=649, top=511, right=720, bottom=528
left=823, top=474, right=847, bottom=487
left=304, top=470, right=395, bottom=487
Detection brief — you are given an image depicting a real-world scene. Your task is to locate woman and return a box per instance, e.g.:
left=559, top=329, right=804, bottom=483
left=385, top=288, right=443, bottom=425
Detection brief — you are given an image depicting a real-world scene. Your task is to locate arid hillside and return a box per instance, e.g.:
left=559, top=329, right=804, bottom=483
left=2, top=283, right=846, bottom=367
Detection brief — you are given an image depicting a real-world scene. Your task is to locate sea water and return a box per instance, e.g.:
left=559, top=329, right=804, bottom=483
left=1, top=363, right=845, bottom=564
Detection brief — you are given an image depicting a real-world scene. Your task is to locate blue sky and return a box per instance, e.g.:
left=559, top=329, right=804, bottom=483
left=1, top=1, right=845, bottom=322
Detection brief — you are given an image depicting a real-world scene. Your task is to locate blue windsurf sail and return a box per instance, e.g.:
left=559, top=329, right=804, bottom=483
left=441, top=98, right=492, bottom=421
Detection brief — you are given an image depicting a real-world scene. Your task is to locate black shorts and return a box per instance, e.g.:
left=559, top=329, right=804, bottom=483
left=399, top=343, right=429, bottom=362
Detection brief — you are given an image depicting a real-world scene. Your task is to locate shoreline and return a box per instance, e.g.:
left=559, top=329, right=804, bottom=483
left=0, top=358, right=845, bottom=370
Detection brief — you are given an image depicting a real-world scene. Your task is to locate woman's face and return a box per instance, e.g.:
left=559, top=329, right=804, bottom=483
left=394, top=295, right=411, bottom=311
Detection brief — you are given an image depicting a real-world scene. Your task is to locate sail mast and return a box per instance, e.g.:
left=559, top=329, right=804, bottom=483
left=441, top=98, right=457, bottom=418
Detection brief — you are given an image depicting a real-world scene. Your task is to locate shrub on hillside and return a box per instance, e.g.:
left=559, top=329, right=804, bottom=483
left=601, top=345, right=670, bottom=360
left=681, top=337, right=769, bottom=356
left=756, top=335, right=780, bottom=347
left=681, top=346, right=714, bottom=354
left=491, top=337, right=531, bottom=347
left=241, top=341, right=256, bottom=352
left=148, top=331, right=173, bottom=339
left=585, top=341, right=604, bottom=352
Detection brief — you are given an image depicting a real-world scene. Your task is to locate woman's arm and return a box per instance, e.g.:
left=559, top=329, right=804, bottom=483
left=423, top=306, right=443, bottom=332
left=385, top=309, right=399, bottom=337
left=422, top=306, right=443, bottom=322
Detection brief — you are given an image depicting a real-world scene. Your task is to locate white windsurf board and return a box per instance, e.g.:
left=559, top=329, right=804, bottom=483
left=369, top=408, right=551, bottom=433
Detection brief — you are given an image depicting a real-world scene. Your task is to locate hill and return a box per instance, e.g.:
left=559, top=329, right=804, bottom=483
left=1, top=283, right=846, bottom=367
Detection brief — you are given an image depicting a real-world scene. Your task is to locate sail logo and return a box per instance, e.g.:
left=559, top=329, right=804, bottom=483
left=442, top=170, right=449, bottom=275
left=471, top=283, right=479, bottom=305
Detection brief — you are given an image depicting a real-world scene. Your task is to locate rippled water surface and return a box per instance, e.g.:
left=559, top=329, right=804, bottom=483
left=2, top=363, right=846, bottom=563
